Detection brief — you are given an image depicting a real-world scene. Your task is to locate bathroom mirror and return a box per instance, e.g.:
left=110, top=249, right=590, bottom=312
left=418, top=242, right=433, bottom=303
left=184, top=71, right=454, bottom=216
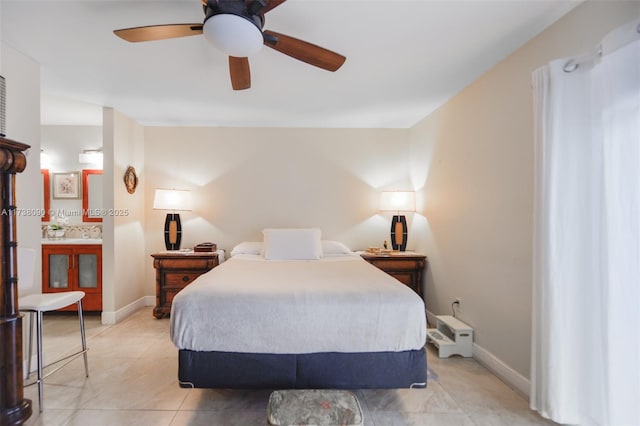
left=41, top=169, right=50, bottom=222
left=82, top=169, right=103, bottom=222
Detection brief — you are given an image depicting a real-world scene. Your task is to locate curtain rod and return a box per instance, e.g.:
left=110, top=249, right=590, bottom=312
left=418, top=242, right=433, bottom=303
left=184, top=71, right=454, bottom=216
left=564, top=18, right=640, bottom=73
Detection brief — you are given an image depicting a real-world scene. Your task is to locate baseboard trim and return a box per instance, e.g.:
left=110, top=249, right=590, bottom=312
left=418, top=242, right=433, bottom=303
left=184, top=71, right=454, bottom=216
left=101, top=297, right=146, bottom=325
left=472, top=341, right=530, bottom=398
left=144, top=295, right=155, bottom=307
left=425, top=308, right=530, bottom=398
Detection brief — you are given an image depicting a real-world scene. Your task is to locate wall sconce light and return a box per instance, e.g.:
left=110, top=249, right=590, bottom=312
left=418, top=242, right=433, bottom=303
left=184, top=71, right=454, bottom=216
left=380, top=190, right=416, bottom=252
left=153, top=188, right=192, bottom=251
left=78, top=149, right=103, bottom=168
left=40, top=149, right=50, bottom=168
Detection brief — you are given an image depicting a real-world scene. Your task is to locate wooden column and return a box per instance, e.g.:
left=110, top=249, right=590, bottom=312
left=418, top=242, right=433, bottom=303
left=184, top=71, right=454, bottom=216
left=0, top=136, right=32, bottom=425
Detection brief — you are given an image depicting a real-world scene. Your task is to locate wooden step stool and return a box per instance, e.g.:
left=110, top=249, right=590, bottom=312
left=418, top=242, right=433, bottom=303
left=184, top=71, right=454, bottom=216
left=427, top=315, right=474, bottom=358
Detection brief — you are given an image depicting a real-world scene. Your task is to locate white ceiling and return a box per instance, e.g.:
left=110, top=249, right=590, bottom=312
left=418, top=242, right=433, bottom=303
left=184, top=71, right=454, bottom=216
left=1, top=0, right=580, bottom=128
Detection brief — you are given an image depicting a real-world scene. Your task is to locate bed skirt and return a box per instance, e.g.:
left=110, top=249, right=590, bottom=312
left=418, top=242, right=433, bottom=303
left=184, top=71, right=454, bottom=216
left=178, top=348, right=427, bottom=389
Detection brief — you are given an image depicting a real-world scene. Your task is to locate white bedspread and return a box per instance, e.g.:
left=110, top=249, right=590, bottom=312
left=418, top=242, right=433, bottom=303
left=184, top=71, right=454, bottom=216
left=170, top=254, right=426, bottom=354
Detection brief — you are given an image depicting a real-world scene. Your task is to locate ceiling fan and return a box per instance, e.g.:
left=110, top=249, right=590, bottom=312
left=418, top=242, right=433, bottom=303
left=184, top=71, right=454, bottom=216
left=113, top=0, right=346, bottom=91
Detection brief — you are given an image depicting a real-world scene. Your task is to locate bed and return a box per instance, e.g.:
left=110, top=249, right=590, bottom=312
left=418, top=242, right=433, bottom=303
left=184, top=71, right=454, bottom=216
left=170, top=230, right=427, bottom=390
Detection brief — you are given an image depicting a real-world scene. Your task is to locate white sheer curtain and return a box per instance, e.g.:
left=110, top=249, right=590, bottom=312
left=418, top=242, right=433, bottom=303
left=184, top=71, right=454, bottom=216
left=531, top=20, right=640, bottom=426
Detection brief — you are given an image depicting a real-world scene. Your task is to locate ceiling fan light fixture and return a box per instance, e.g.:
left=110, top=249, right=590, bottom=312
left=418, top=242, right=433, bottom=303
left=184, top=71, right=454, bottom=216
left=203, top=14, right=263, bottom=57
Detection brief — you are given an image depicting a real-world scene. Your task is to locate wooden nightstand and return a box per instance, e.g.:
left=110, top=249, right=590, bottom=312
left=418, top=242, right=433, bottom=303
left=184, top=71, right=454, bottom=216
left=151, top=251, right=219, bottom=318
left=360, top=252, right=427, bottom=298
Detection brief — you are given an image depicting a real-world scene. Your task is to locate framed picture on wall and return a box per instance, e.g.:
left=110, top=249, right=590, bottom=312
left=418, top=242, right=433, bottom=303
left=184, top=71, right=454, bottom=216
left=52, top=171, right=81, bottom=199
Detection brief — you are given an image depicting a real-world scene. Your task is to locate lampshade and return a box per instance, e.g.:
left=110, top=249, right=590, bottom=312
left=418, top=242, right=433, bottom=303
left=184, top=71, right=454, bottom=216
left=203, top=14, right=264, bottom=57
left=380, top=191, right=416, bottom=212
left=153, top=189, right=192, bottom=211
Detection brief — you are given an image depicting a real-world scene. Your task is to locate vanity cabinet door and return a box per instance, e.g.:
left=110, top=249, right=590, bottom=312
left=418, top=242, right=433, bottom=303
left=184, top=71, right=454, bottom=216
left=75, top=247, right=101, bottom=290
left=42, top=247, right=73, bottom=290
left=42, top=244, right=102, bottom=312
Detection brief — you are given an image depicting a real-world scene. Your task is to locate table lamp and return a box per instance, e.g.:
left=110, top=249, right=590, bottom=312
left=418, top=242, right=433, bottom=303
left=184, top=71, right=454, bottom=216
left=153, top=188, right=191, bottom=250
left=380, top=190, right=416, bottom=252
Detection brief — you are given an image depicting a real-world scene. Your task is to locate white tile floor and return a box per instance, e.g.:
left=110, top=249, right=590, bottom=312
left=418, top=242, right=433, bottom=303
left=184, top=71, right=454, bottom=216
left=22, top=307, right=557, bottom=426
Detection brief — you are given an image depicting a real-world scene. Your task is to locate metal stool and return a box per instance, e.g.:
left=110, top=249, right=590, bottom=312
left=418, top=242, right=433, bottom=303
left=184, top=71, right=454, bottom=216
left=17, top=248, right=89, bottom=413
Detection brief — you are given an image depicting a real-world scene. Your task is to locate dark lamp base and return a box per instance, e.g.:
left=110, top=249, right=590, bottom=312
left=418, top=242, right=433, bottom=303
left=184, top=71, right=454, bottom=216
left=390, top=215, right=408, bottom=252
left=164, top=213, right=182, bottom=251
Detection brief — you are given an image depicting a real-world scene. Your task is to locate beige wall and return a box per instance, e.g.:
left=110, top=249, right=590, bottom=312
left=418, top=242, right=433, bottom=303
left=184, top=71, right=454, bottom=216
left=143, top=126, right=413, bottom=295
left=102, top=108, right=146, bottom=322
left=1, top=43, right=42, bottom=370
left=410, top=0, right=640, bottom=388
left=1, top=43, right=42, bottom=284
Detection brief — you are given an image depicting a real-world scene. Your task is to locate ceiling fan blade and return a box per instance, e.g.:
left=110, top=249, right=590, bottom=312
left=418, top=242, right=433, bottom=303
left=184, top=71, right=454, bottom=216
left=229, top=56, right=251, bottom=90
left=260, top=0, right=287, bottom=14
left=263, top=30, right=346, bottom=72
left=243, top=0, right=286, bottom=15
left=114, top=24, right=203, bottom=43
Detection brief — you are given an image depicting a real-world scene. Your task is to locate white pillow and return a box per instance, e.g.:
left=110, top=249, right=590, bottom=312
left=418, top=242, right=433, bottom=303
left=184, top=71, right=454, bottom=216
left=321, top=240, right=353, bottom=255
left=262, top=228, right=322, bottom=260
left=230, top=241, right=263, bottom=256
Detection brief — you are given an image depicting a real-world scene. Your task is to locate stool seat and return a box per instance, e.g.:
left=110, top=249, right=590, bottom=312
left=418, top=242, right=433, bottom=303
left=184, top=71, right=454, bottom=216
left=267, top=389, right=363, bottom=426
left=19, top=291, right=85, bottom=312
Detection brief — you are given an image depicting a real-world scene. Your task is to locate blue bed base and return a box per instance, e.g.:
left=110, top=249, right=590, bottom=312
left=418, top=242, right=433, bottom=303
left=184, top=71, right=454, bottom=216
left=178, top=348, right=427, bottom=389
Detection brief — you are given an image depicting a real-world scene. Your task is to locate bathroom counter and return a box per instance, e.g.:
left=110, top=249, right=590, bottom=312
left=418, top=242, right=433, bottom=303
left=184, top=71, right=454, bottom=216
left=42, top=238, right=102, bottom=245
